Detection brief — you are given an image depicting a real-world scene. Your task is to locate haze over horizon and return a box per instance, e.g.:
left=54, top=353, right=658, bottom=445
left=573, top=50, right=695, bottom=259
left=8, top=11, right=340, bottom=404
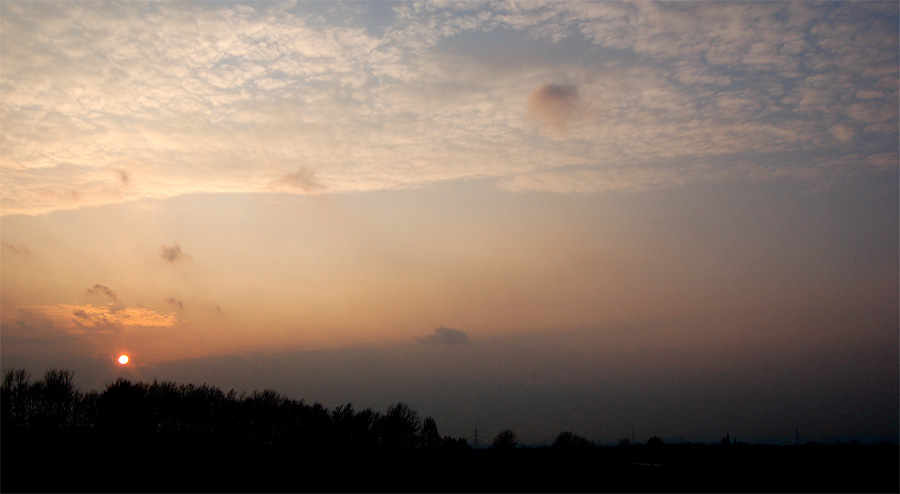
left=1, top=1, right=897, bottom=446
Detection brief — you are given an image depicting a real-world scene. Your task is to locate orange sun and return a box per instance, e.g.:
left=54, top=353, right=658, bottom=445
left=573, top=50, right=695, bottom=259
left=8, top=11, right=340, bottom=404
left=117, top=354, right=129, bottom=365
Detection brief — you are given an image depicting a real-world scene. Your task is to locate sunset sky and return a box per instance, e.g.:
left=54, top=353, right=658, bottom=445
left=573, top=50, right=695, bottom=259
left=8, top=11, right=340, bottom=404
left=1, top=1, right=897, bottom=445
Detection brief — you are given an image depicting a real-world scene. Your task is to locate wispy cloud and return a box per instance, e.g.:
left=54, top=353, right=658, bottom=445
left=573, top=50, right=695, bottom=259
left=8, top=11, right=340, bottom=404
left=163, top=297, right=184, bottom=310
left=269, top=167, right=323, bottom=193
left=1, top=241, right=31, bottom=256
left=85, top=284, right=118, bottom=303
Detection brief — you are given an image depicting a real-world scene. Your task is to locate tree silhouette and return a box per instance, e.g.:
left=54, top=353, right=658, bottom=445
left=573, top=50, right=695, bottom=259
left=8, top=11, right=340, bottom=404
left=39, top=368, right=80, bottom=429
left=379, top=402, right=422, bottom=451
left=244, top=388, right=291, bottom=444
left=421, top=416, right=441, bottom=450
left=334, top=404, right=382, bottom=450
left=332, top=402, right=358, bottom=446
left=146, top=379, right=180, bottom=434
left=78, top=389, right=101, bottom=429
left=100, top=378, right=152, bottom=433
left=294, top=401, right=332, bottom=449
left=552, top=431, right=594, bottom=450
left=646, top=435, right=664, bottom=447
left=2, top=368, right=34, bottom=428
left=492, top=429, right=518, bottom=450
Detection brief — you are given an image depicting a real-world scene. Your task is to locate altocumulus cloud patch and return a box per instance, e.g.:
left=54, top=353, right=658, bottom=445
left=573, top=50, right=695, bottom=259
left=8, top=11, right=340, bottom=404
left=21, top=304, right=179, bottom=334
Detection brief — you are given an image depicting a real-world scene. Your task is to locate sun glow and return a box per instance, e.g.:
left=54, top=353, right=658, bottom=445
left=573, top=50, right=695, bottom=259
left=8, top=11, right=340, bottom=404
left=117, top=354, right=129, bottom=365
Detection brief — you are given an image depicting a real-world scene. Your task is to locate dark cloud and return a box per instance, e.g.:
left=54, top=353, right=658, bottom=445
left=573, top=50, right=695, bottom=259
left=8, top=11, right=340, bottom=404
left=269, top=167, right=323, bottom=193
left=527, top=83, right=583, bottom=132
left=417, top=326, right=469, bottom=345
left=85, top=284, right=117, bottom=302
left=161, top=242, right=189, bottom=262
left=163, top=297, right=184, bottom=310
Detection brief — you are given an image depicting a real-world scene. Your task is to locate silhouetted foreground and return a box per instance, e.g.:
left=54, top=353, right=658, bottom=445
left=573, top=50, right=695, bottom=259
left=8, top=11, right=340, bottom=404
left=2, top=368, right=898, bottom=493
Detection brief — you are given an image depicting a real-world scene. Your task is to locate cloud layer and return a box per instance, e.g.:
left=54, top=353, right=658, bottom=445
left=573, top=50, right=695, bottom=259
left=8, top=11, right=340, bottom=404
left=0, top=1, right=896, bottom=215
left=22, top=304, right=179, bottom=334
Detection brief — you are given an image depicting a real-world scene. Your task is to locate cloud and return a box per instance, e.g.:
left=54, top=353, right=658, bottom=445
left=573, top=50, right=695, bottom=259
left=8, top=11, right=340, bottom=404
left=268, top=167, right=323, bottom=193
left=21, top=304, right=179, bottom=334
left=163, top=297, right=184, bottom=310
left=116, top=169, right=130, bottom=186
left=0, top=1, right=895, bottom=212
left=527, top=83, right=584, bottom=132
left=829, top=124, right=856, bottom=143
left=161, top=242, right=189, bottom=263
left=85, top=284, right=118, bottom=302
left=417, top=326, right=469, bottom=345
left=1, top=242, right=31, bottom=256
left=114, top=306, right=180, bottom=327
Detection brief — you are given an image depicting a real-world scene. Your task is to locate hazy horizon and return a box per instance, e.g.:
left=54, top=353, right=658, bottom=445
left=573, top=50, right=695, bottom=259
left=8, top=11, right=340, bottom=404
left=2, top=1, right=897, bottom=447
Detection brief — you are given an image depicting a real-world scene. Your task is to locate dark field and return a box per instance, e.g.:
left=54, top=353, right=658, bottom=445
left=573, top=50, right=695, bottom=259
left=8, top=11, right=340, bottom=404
left=4, top=427, right=898, bottom=492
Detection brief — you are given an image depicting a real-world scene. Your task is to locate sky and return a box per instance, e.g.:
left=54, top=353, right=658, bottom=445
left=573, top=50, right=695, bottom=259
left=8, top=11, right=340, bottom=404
left=1, top=0, right=898, bottom=446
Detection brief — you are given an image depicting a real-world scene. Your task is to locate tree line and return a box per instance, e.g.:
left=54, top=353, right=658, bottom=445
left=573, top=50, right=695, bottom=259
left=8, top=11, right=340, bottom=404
left=1, top=367, right=477, bottom=453
left=2, top=367, right=897, bottom=493
left=2, top=367, right=609, bottom=453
